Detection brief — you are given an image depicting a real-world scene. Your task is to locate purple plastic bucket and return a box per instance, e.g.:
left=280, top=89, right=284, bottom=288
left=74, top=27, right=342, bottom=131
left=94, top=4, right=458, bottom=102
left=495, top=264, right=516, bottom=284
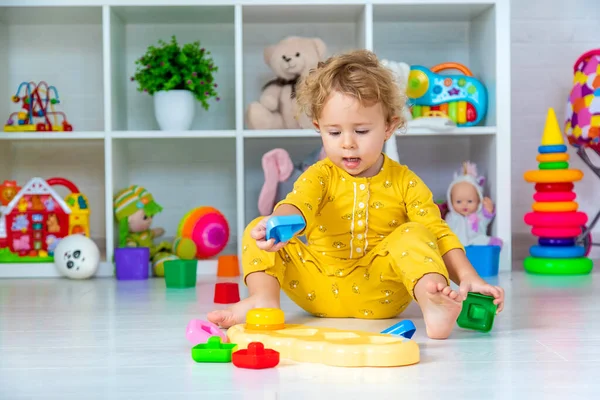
left=115, top=247, right=150, bottom=280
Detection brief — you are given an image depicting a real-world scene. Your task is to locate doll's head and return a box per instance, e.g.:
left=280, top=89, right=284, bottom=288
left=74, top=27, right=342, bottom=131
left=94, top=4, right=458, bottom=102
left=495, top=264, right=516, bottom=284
left=447, top=161, right=486, bottom=217
left=113, top=185, right=163, bottom=247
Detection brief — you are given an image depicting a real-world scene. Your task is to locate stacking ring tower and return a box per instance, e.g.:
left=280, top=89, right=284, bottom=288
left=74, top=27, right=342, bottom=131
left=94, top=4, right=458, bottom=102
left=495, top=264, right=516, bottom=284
left=523, top=108, right=593, bottom=274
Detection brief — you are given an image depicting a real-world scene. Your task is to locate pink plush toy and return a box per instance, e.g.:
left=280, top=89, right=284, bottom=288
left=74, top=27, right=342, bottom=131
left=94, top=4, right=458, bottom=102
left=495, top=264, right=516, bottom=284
left=258, top=147, right=326, bottom=215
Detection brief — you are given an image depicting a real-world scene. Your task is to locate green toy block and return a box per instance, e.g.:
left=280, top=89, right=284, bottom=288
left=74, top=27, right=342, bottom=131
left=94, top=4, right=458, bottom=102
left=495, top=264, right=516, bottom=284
left=457, top=292, right=497, bottom=333
left=164, top=259, right=197, bottom=288
left=191, top=336, right=238, bottom=363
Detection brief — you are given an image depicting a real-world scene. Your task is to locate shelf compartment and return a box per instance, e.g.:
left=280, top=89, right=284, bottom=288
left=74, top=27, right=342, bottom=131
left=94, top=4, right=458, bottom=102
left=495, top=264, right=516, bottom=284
left=110, top=137, right=238, bottom=261
left=0, top=139, right=107, bottom=272
left=373, top=2, right=497, bottom=128
left=110, top=130, right=236, bottom=139
left=108, top=5, right=236, bottom=132
left=243, top=136, right=323, bottom=223
left=242, top=3, right=369, bottom=130
left=0, top=6, right=105, bottom=133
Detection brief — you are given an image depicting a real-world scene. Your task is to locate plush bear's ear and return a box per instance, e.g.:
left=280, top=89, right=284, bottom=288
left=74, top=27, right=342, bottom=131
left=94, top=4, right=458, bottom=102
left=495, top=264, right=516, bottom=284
left=312, top=38, right=327, bottom=59
left=264, top=44, right=276, bottom=65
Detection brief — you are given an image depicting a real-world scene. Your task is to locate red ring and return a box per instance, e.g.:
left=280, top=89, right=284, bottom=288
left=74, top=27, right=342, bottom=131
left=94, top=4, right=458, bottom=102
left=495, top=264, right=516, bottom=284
left=535, top=182, right=574, bottom=192
left=524, top=211, right=588, bottom=227
left=532, top=226, right=582, bottom=238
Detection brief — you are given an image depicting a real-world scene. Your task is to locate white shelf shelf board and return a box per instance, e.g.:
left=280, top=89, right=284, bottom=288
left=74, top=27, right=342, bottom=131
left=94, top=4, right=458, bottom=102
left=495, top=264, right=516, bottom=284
left=0, top=132, right=106, bottom=140
left=111, top=4, right=235, bottom=24
left=242, top=4, right=365, bottom=23
left=109, top=130, right=237, bottom=139
left=0, top=259, right=222, bottom=279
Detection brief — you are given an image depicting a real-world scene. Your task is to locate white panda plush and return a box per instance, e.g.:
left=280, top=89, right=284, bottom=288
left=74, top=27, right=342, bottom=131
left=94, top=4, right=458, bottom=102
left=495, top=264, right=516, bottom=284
left=53, top=235, right=100, bottom=280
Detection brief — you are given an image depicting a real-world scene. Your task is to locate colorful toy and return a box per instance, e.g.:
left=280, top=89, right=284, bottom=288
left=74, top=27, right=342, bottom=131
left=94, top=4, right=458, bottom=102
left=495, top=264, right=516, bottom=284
left=4, top=81, right=73, bottom=132
left=214, top=282, right=240, bottom=304
left=186, top=319, right=228, bottom=345
left=406, top=62, right=488, bottom=127
left=176, top=206, right=229, bottom=259
left=53, top=234, right=100, bottom=280
left=232, top=342, right=280, bottom=369
left=113, top=185, right=179, bottom=277
left=191, top=336, right=237, bottom=363
left=163, top=259, right=197, bottom=288
left=216, top=254, right=240, bottom=277
left=0, top=177, right=90, bottom=263
left=381, top=319, right=416, bottom=339
left=227, top=308, right=420, bottom=367
left=114, top=247, right=150, bottom=280
left=266, top=215, right=305, bottom=244
left=564, top=49, right=600, bottom=151
left=456, top=292, right=496, bottom=333
left=523, top=108, right=593, bottom=275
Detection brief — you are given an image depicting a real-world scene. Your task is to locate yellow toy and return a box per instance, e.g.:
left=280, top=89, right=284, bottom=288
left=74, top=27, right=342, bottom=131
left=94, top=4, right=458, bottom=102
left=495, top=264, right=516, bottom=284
left=226, top=308, right=420, bottom=367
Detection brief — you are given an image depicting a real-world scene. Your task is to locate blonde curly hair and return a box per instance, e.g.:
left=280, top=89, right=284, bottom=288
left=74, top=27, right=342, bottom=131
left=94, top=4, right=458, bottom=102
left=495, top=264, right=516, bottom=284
left=295, top=49, right=407, bottom=131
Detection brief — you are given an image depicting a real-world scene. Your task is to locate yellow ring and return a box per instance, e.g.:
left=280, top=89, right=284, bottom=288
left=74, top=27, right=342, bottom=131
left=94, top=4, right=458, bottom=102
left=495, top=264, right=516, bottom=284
left=245, top=308, right=285, bottom=330
left=532, top=201, right=578, bottom=212
left=524, top=169, right=583, bottom=183
left=536, top=153, right=569, bottom=162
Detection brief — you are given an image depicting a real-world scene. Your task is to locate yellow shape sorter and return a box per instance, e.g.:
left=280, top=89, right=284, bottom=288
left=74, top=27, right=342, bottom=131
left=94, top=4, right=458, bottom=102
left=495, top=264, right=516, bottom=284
left=226, top=308, right=420, bottom=367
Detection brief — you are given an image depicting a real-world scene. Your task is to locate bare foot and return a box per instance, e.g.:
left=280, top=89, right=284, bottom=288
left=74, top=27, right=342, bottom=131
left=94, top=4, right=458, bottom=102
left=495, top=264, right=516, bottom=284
left=415, top=274, right=463, bottom=340
left=207, top=295, right=280, bottom=329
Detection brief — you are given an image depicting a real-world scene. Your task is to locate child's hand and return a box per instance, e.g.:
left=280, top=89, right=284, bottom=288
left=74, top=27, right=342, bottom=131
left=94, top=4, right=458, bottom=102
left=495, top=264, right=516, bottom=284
left=250, top=217, right=288, bottom=252
left=482, top=197, right=494, bottom=213
left=459, top=275, right=505, bottom=313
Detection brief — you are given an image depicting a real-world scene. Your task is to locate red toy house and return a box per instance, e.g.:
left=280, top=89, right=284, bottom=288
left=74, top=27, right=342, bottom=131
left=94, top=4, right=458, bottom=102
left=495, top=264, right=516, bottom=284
left=0, top=177, right=72, bottom=260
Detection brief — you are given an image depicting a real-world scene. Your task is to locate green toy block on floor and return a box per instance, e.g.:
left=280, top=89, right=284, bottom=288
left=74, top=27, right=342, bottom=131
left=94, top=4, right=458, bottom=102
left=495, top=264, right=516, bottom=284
left=457, top=292, right=497, bottom=333
left=164, top=259, right=197, bottom=288
left=191, top=336, right=238, bottom=363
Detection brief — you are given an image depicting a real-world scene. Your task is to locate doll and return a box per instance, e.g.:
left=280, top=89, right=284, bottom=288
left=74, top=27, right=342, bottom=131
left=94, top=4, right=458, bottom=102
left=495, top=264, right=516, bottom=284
left=113, top=185, right=177, bottom=277
left=445, top=161, right=503, bottom=247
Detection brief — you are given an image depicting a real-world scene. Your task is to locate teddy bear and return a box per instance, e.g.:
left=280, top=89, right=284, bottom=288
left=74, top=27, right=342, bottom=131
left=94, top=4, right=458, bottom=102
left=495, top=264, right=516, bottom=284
left=246, top=36, right=327, bottom=130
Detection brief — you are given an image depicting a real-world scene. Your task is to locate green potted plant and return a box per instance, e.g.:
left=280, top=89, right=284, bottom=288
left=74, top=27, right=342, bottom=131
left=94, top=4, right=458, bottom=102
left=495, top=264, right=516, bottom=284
left=131, top=35, right=220, bottom=131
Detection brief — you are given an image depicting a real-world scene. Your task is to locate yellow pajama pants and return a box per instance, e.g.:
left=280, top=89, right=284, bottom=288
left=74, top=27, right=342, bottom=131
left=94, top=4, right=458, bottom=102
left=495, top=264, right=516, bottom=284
left=242, top=218, right=451, bottom=319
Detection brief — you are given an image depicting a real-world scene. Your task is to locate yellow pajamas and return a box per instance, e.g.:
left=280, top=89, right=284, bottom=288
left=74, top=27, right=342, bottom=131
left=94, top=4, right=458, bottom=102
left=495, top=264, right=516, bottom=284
left=242, top=154, right=464, bottom=319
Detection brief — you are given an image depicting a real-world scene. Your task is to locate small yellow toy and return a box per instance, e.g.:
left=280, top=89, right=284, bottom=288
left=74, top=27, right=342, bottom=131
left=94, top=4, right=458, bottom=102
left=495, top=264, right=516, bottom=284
left=226, top=308, right=420, bottom=367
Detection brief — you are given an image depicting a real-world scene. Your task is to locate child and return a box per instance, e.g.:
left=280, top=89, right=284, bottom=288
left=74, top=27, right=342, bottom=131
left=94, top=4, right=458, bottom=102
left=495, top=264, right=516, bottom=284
left=208, top=49, right=505, bottom=339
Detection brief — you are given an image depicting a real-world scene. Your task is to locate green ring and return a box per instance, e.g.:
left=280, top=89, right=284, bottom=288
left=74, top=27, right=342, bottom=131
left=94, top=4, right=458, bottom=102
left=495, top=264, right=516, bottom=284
left=524, top=256, right=593, bottom=275
left=539, top=161, right=569, bottom=169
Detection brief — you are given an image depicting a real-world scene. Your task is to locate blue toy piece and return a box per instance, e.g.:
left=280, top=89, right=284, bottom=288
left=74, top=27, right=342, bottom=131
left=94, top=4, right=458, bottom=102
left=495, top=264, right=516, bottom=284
left=465, top=245, right=500, bottom=277
left=265, top=215, right=306, bottom=244
left=529, top=245, right=586, bottom=258
left=381, top=319, right=416, bottom=339
left=538, top=144, right=567, bottom=153
left=406, top=63, right=488, bottom=127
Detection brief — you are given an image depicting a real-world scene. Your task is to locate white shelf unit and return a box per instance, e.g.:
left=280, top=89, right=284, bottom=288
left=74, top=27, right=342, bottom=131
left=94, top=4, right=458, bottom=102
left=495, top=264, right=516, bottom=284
left=0, top=0, right=511, bottom=278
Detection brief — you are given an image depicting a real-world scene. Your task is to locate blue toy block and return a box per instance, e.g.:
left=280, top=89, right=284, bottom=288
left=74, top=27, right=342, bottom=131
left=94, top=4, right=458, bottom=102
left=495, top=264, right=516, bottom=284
left=265, top=215, right=306, bottom=244
left=465, top=245, right=500, bottom=277
left=380, top=319, right=416, bottom=339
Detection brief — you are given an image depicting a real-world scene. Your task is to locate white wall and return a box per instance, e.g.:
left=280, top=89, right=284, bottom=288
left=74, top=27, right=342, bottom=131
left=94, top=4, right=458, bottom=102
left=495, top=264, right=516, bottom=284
left=511, top=0, right=600, bottom=261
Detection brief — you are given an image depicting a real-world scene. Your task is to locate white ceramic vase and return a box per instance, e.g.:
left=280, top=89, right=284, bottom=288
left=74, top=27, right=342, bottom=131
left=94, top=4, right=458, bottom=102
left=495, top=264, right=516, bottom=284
left=153, top=90, right=195, bottom=131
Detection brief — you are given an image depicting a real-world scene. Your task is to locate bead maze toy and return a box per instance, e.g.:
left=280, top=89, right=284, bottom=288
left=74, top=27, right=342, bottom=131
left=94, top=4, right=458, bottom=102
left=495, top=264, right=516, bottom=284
left=523, top=108, right=593, bottom=274
left=226, top=308, right=420, bottom=367
left=0, top=177, right=90, bottom=263
left=406, top=62, right=488, bottom=127
left=4, top=81, right=73, bottom=132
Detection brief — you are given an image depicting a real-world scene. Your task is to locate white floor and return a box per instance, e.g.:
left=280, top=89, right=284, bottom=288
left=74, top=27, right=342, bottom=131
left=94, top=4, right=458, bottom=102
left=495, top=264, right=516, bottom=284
left=1, top=266, right=599, bottom=399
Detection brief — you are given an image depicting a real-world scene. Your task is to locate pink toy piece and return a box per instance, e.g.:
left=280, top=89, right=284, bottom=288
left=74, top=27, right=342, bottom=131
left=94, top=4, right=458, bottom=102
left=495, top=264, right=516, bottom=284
left=525, top=211, right=588, bottom=227
left=186, top=319, right=228, bottom=345
left=191, top=213, right=229, bottom=258
left=533, top=191, right=576, bottom=202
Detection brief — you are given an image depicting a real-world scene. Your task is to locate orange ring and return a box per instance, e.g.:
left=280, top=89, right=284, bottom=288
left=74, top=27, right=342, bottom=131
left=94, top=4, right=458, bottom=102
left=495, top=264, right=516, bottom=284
left=524, top=169, right=583, bottom=183
left=536, top=153, right=569, bottom=162
left=532, top=201, right=578, bottom=212
left=430, top=62, right=473, bottom=76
